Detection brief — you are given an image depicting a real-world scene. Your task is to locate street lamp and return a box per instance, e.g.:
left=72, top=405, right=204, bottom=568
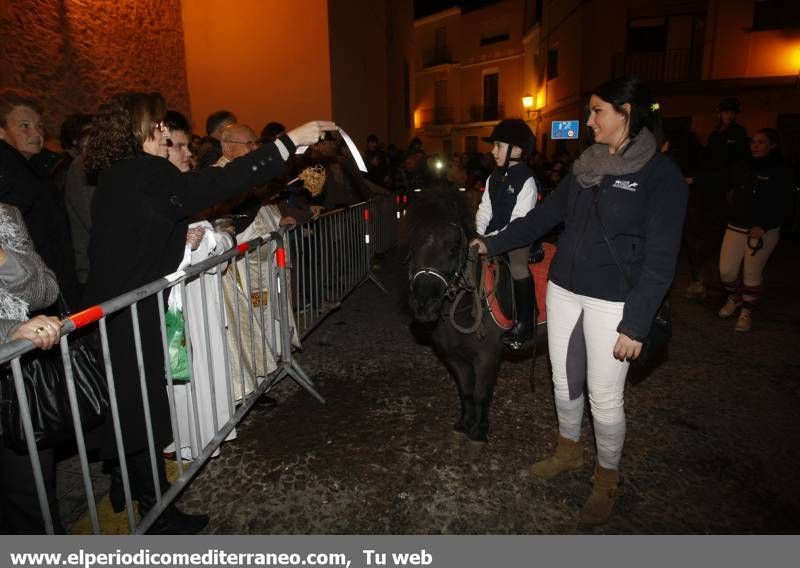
left=522, top=93, right=534, bottom=118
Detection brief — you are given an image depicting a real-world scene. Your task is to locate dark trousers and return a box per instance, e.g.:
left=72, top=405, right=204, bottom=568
left=0, top=442, right=65, bottom=534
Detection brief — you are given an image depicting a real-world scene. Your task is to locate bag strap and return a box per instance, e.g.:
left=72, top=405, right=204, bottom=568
left=57, top=292, right=71, bottom=318
left=592, top=188, right=633, bottom=290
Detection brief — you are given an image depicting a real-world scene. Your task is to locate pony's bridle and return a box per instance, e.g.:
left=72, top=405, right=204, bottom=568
left=409, top=223, right=468, bottom=301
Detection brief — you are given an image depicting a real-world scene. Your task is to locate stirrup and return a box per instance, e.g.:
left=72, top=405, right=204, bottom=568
left=501, top=329, right=533, bottom=350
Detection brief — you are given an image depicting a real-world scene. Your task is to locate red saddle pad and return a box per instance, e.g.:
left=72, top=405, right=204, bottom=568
left=483, top=242, right=556, bottom=328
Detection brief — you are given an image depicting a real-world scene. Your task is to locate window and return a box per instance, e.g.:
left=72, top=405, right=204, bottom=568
left=465, top=136, right=478, bottom=154
left=435, top=81, right=451, bottom=124
left=480, top=33, right=510, bottom=46
left=627, top=18, right=667, bottom=53
left=483, top=73, right=499, bottom=121
left=403, top=59, right=410, bottom=129
left=753, top=0, right=800, bottom=30
left=435, top=80, right=447, bottom=109
left=435, top=26, right=447, bottom=50
left=442, top=139, right=453, bottom=156
left=546, top=48, right=558, bottom=80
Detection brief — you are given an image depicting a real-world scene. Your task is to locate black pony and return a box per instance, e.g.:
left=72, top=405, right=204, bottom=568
left=406, top=189, right=542, bottom=443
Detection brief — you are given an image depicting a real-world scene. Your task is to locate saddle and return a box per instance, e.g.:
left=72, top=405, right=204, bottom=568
left=483, top=242, right=556, bottom=330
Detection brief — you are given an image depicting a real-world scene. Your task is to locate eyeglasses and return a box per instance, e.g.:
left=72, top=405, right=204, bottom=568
left=152, top=120, right=167, bottom=133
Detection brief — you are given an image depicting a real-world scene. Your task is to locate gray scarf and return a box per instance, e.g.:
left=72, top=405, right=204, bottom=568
left=0, top=205, right=32, bottom=321
left=572, top=127, right=657, bottom=188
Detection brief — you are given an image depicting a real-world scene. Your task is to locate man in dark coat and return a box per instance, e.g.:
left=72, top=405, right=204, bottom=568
left=195, top=109, right=236, bottom=169
left=0, top=99, right=79, bottom=308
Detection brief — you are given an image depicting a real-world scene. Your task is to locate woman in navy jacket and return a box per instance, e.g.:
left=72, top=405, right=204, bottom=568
left=473, top=77, right=687, bottom=525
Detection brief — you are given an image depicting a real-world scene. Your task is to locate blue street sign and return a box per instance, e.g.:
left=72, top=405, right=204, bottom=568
left=551, top=120, right=580, bottom=140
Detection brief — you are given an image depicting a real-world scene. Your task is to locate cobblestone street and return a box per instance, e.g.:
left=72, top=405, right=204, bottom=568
left=172, top=231, right=800, bottom=534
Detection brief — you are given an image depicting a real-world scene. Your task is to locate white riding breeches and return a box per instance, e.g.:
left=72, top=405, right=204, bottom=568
left=546, top=281, right=630, bottom=469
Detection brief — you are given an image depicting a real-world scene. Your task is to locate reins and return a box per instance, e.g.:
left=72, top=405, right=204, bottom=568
left=448, top=245, right=487, bottom=335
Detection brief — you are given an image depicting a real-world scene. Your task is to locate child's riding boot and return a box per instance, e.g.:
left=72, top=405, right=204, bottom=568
left=501, top=277, right=535, bottom=349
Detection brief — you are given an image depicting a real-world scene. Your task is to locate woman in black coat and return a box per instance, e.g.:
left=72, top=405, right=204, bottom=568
left=83, top=92, right=333, bottom=533
left=713, top=128, right=792, bottom=331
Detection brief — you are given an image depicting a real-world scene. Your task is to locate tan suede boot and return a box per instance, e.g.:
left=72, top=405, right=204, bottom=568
left=579, top=466, right=620, bottom=526
left=530, top=435, right=583, bottom=479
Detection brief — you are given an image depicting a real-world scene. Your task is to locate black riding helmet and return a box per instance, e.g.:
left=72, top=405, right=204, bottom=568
left=481, top=119, right=535, bottom=156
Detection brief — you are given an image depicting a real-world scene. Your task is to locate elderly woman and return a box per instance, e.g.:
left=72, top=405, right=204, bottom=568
left=1, top=203, right=63, bottom=534
left=0, top=89, right=78, bottom=306
left=83, top=91, right=333, bottom=534
left=473, top=77, right=687, bottom=525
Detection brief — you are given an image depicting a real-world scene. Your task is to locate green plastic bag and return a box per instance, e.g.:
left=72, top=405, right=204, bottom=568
left=165, top=307, right=190, bottom=383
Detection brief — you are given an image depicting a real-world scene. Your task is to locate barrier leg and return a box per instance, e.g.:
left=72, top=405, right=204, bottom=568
left=354, top=204, right=389, bottom=295
left=270, top=232, right=324, bottom=403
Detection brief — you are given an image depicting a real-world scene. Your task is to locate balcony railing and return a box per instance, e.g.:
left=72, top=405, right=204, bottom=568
left=418, top=107, right=455, bottom=126
left=423, top=47, right=453, bottom=68
left=468, top=103, right=505, bottom=123
left=613, top=48, right=701, bottom=83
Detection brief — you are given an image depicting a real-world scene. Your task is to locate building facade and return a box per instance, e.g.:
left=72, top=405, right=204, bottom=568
left=1, top=0, right=414, bottom=150
left=413, top=0, right=800, bottom=161
left=413, top=0, right=537, bottom=156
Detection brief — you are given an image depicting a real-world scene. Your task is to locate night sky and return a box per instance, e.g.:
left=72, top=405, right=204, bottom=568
left=414, top=0, right=504, bottom=19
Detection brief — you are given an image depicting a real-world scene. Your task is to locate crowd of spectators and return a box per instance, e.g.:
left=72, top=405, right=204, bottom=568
left=1, top=83, right=798, bottom=534
left=0, top=87, right=340, bottom=534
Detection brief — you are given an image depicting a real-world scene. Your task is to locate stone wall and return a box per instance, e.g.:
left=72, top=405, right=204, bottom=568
left=0, top=0, right=191, bottom=144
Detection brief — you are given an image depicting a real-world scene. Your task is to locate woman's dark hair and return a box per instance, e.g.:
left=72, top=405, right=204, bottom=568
left=164, top=110, right=191, bottom=134
left=59, top=113, right=93, bottom=151
left=753, top=127, right=780, bottom=149
left=592, top=76, right=660, bottom=140
left=85, top=92, right=166, bottom=174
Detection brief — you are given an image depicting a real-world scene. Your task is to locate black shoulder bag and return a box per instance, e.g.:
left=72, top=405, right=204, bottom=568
left=0, top=296, right=108, bottom=452
left=592, top=190, right=672, bottom=368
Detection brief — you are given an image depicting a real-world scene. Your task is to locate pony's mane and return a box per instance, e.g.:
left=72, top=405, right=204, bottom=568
left=406, top=188, right=474, bottom=242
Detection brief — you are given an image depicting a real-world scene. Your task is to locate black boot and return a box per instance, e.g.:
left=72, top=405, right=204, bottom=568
left=109, top=464, right=125, bottom=513
left=146, top=505, right=210, bottom=535
left=501, top=277, right=535, bottom=350
left=129, top=450, right=209, bottom=535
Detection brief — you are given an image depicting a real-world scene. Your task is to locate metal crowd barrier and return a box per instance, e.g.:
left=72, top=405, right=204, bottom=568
left=0, top=194, right=399, bottom=535
left=285, top=193, right=398, bottom=338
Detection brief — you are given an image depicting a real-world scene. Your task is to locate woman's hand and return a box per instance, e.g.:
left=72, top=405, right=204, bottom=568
left=749, top=226, right=765, bottom=239
left=309, top=205, right=323, bottom=220
left=186, top=227, right=205, bottom=250
left=11, top=315, right=63, bottom=350
left=469, top=238, right=488, bottom=255
left=613, top=333, right=642, bottom=362
left=286, top=121, right=338, bottom=148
